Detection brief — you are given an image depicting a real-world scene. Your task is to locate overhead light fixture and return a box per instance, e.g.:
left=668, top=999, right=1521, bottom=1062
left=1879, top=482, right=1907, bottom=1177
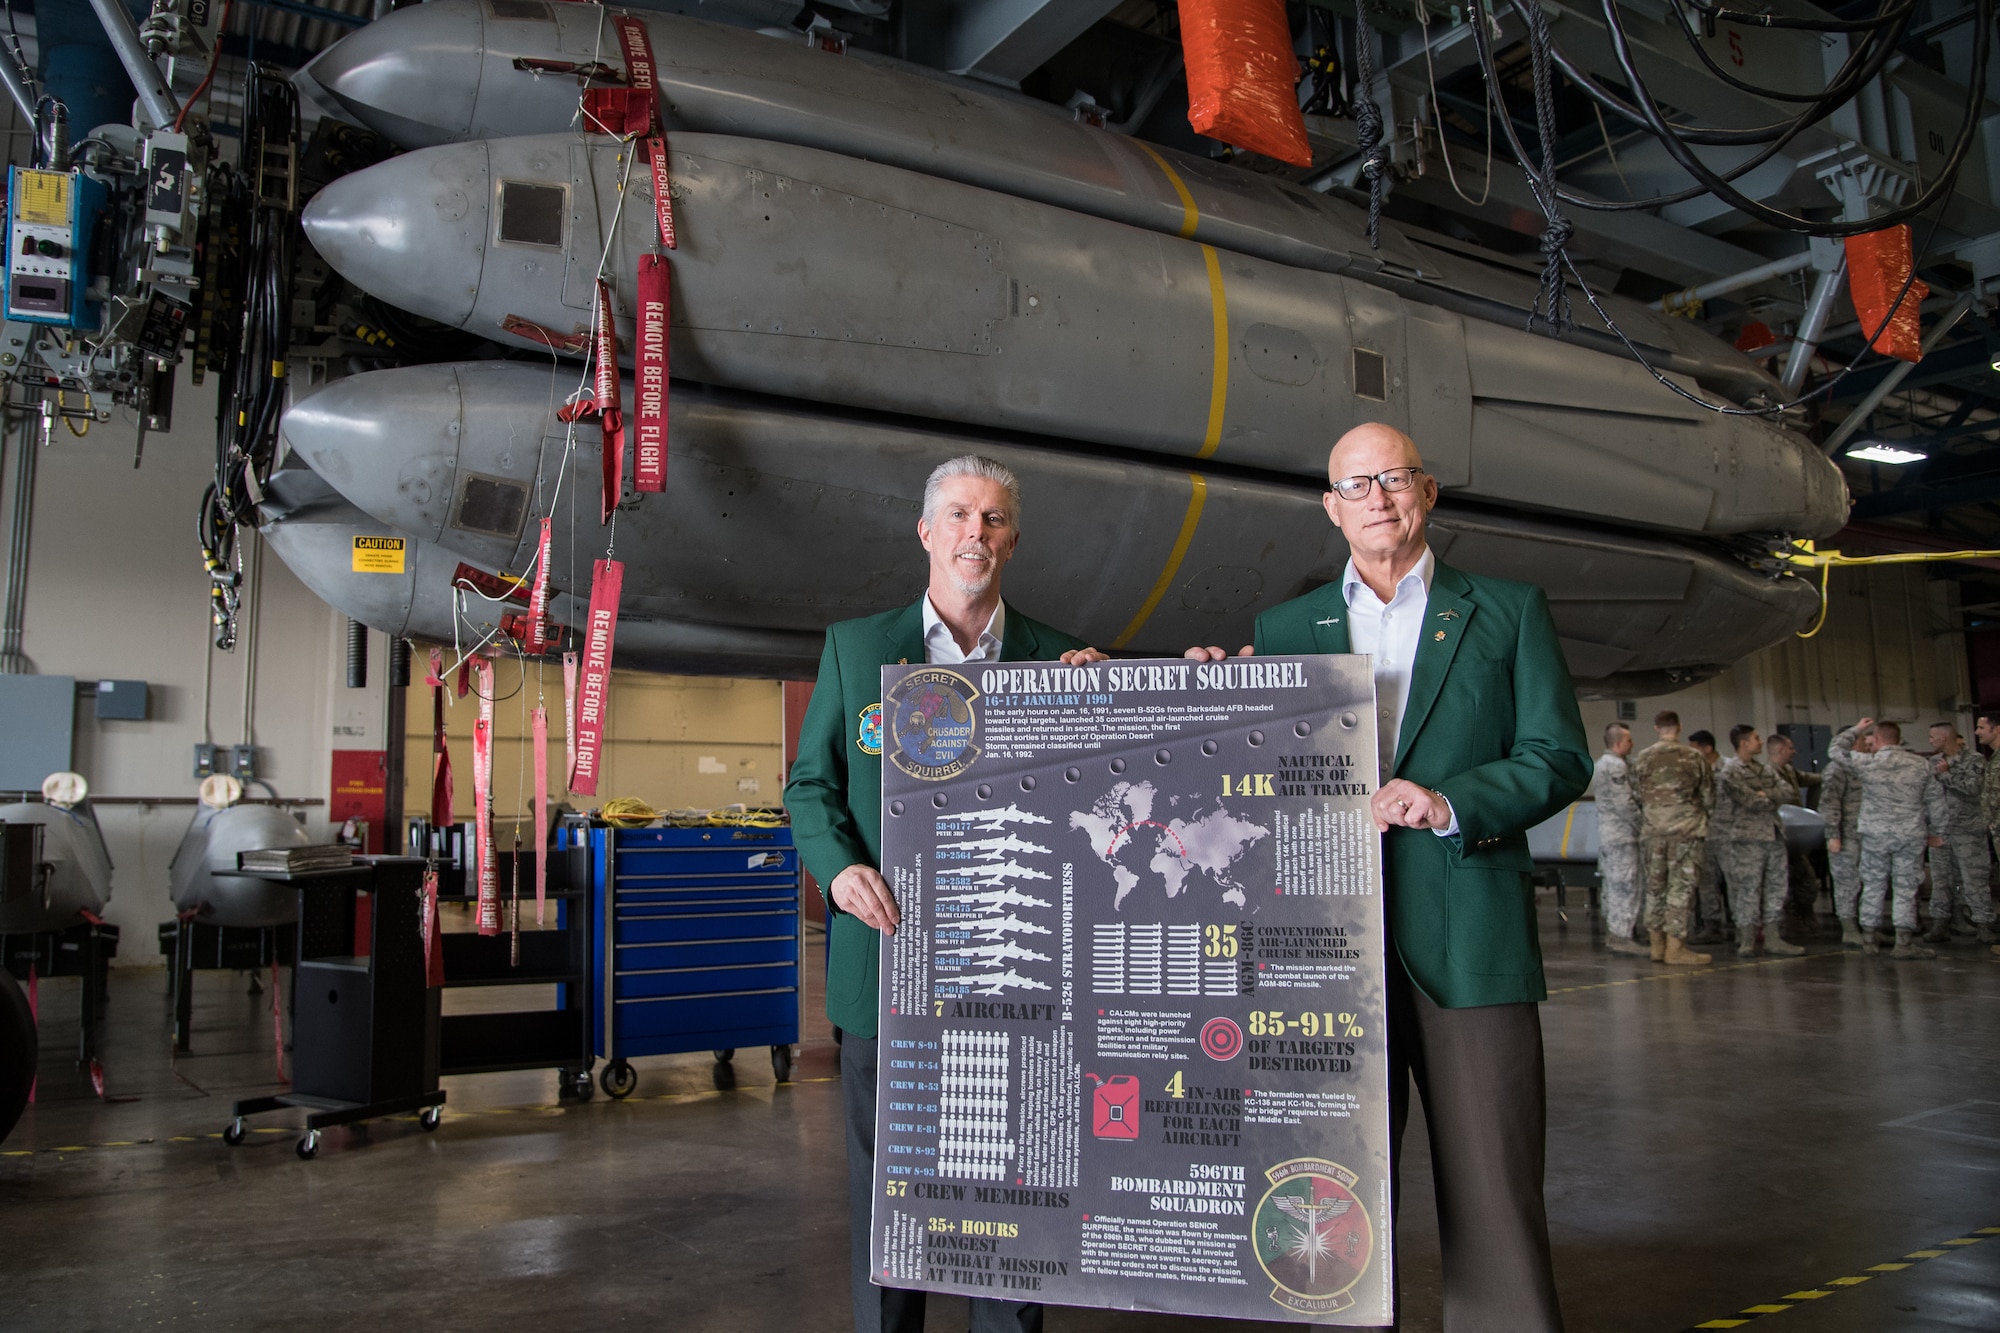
left=1846, top=442, right=1928, bottom=464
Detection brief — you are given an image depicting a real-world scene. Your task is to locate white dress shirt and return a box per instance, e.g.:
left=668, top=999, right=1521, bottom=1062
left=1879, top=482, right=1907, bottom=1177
left=1343, top=547, right=1457, bottom=836
left=922, top=595, right=1005, bottom=665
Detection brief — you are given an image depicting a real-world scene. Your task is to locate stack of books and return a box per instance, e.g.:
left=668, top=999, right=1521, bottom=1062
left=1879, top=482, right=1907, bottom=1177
left=237, top=845, right=355, bottom=874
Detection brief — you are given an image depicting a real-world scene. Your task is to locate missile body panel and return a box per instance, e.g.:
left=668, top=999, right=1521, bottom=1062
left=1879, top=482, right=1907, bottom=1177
left=258, top=474, right=828, bottom=679
left=166, top=805, right=315, bottom=928
left=0, top=803, right=113, bottom=934
left=278, top=363, right=1819, bottom=695
left=303, top=0, right=1773, bottom=401
left=303, top=133, right=1846, bottom=541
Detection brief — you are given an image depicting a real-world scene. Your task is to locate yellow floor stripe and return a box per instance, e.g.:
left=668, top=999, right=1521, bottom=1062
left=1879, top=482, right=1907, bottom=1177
left=1683, top=1224, right=1996, bottom=1330
left=1111, top=473, right=1208, bottom=648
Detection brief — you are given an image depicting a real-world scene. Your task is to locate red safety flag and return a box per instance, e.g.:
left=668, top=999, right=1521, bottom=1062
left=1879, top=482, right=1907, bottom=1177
left=556, top=280, right=624, bottom=523
left=429, top=648, right=454, bottom=829
left=647, top=136, right=676, bottom=250
left=563, top=650, right=580, bottom=789
left=569, top=559, right=624, bottom=796
left=613, top=15, right=658, bottom=116
left=420, top=866, right=446, bottom=986
left=634, top=255, right=669, bottom=492
left=582, top=87, right=655, bottom=137
left=532, top=704, right=550, bottom=925
left=472, top=658, right=500, bottom=936
left=453, top=562, right=531, bottom=606
left=1844, top=226, right=1928, bottom=363
left=526, top=518, right=556, bottom=650
left=500, top=313, right=589, bottom=354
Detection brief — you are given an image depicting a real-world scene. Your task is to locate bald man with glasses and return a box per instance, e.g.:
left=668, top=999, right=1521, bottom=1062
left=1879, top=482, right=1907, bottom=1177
left=1191, top=422, right=1591, bottom=1332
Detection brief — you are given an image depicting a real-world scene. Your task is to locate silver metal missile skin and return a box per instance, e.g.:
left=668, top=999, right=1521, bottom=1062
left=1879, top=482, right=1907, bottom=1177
left=257, top=480, right=826, bottom=679
left=301, top=0, right=1771, bottom=403
left=0, top=804, right=112, bottom=934
left=167, top=806, right=312, bottom=928
left=301, top=133, right=1846, bottom=539
left=276, top=362, right=1817, bottom=694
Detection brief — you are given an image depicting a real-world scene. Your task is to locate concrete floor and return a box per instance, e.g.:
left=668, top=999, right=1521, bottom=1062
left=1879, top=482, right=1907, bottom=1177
left=3, top=902, right=1996, bottom=1332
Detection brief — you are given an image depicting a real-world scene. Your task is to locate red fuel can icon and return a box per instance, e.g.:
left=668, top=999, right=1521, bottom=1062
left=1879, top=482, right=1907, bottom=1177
left=1089, top=1074, right=1140, bottom=1140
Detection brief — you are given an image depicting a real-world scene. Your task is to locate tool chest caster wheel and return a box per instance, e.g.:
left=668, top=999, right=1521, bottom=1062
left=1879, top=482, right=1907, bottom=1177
left=600, top=1060, right=637, bottom=1099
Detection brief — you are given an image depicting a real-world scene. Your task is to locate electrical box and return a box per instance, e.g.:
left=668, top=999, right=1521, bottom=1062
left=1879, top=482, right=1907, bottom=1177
left=193, top=743, right=219, bottom=779
left=230, top=745, right=257, bottom=780
left=4, top=166, right=109, bottom=328
left=0, top=674, right=76, bottom=790
left=95, top=679, right=148, bottom=720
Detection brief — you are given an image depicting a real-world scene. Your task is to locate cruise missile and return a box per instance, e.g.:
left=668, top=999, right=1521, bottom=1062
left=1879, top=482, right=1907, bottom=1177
left=258, top=471, right=825, bottom=678
left=277, top=363, right=1820, bottom=694
left=168, top=804, right=314, bottom=929
left=944, top=805, right=1053, bottom=831
left=938, top=834, right=1053, bottom=860
left=0, top=802, right=112, bottom=935
left=301, top=0, right=1774, bottom=403
left=301, top=131, right=1844, bottom=542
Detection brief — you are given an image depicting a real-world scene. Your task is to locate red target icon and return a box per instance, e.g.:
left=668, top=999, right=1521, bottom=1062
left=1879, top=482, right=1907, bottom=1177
left=1200, top=1016, right=1243, bottom=1061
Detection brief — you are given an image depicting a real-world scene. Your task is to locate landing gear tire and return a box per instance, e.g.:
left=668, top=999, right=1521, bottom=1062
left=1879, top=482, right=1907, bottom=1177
left=600, top=1059, right=637, bottom=1099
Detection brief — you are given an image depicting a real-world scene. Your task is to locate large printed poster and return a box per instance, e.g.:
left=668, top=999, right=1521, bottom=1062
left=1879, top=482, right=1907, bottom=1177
left=870, top=654, right=1392, bottom=1323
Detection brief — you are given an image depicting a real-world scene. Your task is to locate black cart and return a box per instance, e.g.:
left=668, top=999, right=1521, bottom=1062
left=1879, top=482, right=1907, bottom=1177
left=225, top=857, right=443, bottom=1159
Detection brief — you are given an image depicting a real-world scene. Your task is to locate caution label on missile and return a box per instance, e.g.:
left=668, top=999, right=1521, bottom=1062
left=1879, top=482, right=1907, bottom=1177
left=351, top=536, right=407, bottom=574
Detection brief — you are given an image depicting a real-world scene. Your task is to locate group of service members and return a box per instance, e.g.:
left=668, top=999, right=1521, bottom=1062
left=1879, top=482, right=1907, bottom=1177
left=1591, top=710, right=2000, bottom=964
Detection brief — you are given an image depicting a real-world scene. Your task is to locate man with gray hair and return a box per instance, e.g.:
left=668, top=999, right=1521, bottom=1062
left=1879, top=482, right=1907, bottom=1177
left=1593, top=721, right=1647, bottom=955
left=787, top=454, right=1103, bottom=1333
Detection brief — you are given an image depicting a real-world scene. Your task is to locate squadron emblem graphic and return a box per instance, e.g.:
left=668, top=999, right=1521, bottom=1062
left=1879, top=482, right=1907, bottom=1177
left=885, top=668, right=981, bottom=781
left=1252, top=1157, right=1373, bottom=1315
left=856, top=703, right=883, bottom=755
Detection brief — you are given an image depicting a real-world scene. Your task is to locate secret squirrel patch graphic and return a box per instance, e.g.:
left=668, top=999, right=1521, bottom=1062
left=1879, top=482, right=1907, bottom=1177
left=856, top=703, right=883, bottom=756
left=885, top=668, right=981, bottom=782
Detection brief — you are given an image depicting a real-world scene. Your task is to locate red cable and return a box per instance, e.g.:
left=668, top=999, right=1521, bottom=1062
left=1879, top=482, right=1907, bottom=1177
left=172, top=0, right=234, bottom=135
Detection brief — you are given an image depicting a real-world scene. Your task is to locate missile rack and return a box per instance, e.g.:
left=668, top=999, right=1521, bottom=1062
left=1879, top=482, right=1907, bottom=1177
left=567, top=820, right=801, bottom=1096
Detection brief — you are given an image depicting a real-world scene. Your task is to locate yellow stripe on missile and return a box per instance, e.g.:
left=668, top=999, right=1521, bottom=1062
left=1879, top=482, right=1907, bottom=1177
left=1112, top=473, right=1207, bottom=649
left=1131, top=141, right=1199, bottom=239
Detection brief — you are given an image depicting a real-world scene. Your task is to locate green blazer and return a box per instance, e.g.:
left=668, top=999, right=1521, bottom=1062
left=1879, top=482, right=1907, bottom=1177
left=1255, top=559, right=1590, bottom=1008
left=784, top=599, right=1087, bottom=1038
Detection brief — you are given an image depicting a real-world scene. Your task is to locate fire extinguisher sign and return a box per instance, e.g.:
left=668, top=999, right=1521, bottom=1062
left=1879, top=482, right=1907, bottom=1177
left=872, top=655, right=1393, bottom=1323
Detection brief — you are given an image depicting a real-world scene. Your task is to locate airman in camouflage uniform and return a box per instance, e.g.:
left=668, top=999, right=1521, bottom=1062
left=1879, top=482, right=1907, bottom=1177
left=1766, top=734, right=1824, bottom=918
left=1713, top=726, right=1804, bottom=957
left=1820, top=734, right=1869, bottom=947
left=1631, top=710, right=1713, bottom=965
left=1593, top=722, right=1647, bottom=956
left=1831, top=719, right=1945, bottom=959
left=1924, top=722, right=1994, bottom=945
left=1688, top=730, right=1728, bottom=942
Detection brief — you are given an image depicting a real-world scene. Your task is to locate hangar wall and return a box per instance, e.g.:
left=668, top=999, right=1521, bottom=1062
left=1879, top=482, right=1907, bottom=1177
left=1580, top=563, right=1975, bottom=757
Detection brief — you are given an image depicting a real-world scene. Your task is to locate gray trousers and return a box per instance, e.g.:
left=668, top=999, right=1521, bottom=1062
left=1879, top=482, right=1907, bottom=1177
left=1697, top=838, right=1728, bottom=927
left=1829, top=841, right=1861, bottom=919
left=1721, top=839, right=1788, bottom=927
left=843, top=1033, right=1042, bottom=1333
left=1928, top=833, right=1995, bottom=924
left=1598, top=840, right=1642, bottom=938
left=1373, top=965, right=1564, bottom=1333
left=1859, top=834, right=1927, bottom=932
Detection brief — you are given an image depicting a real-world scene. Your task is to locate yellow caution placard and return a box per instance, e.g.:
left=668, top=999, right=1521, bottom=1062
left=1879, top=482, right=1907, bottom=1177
left=351, top=535, right=406, bottom=573
left=15, top=170, right=70, bottom=226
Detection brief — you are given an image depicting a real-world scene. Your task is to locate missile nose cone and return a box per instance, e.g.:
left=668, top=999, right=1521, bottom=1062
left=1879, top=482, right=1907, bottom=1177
left=302, top=143, right=489, bottom=329
left=281, top=364, right=544, bottom=572
left=304, top=0, right=485, bottom=147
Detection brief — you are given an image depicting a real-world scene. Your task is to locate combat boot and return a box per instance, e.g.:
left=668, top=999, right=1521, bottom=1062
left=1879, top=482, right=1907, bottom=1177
left=1605, top=931, right=1650, bottom=957
left=1762, top=922, right=1805, bottom=956
left=1664, top=935, right=1711, bottom=966
left=1686, top=924, right=1723, bottom=946
left=1735, top=931, right=1758, bottom=957
left=1862, top=926, right=1882, bottom=955
left=1649, top=929, right=1666, bottom=962
left=1839, top=917, right=1865, bottom=948
left=1922, top=918, right=1952, bottom=945
left=1891, top=930, right=1937, bottom=960
left=1951, top=909, right=1976, bottom=937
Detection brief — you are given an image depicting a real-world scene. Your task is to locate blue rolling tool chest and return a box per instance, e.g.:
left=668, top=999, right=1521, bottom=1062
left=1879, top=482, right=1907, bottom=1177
left=568, top=822, right=801, bottom=1094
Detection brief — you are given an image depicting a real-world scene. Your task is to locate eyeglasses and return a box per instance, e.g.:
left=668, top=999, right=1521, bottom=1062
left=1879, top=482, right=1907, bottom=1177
left=1328, top=466, right=1425, bottom=501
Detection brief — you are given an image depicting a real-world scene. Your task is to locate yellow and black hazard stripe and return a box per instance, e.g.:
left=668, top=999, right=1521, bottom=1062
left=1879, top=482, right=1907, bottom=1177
left=1682, top=1225, right=1999, bottom=1329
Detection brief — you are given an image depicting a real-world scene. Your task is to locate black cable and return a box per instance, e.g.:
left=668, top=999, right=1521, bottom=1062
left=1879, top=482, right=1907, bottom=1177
left=1678, top=0, right=1918, bottom=33
left=1666, top=0, right=1910, bottom=104
left=1352, top=0, right=1387, bottom=249
left=1518, top=0, right=1571, bottom=331
left=1595, top=0, right=1990, bottom=236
